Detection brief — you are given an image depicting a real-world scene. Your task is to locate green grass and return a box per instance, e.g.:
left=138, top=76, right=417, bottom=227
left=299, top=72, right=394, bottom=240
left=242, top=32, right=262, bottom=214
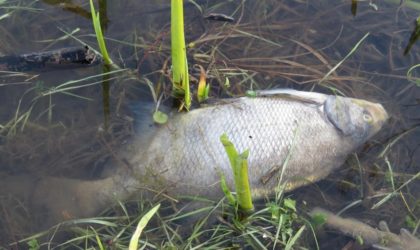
left=20, top=192, right=309, bottom=249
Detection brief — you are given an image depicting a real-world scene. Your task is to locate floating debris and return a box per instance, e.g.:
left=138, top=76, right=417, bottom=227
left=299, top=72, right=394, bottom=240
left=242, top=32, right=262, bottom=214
left=204, top=13, right=235, bottom=23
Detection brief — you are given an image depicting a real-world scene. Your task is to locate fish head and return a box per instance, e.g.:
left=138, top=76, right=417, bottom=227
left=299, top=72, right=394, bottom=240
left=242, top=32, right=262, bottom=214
left=324, top=95, right=388, bottom=144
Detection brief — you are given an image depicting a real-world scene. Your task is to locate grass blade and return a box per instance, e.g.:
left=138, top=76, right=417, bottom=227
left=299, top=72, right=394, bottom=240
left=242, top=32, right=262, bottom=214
left=129, top=204, right=161, bottom=250
left=285, top=225, right=306, bottom=250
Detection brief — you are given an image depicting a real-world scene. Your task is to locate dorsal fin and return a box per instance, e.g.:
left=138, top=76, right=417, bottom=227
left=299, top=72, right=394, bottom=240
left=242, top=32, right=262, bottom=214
left=254, top=89, right=329, bottom=105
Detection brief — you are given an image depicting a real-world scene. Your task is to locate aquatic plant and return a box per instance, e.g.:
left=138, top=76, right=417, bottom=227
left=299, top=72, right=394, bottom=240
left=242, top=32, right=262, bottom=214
left=171, top=0, right=191, bottom=110
left=220, top=133, right=254, bottom=215
left=89, top=0, right=112, bottom=65
left=197, top=65, right=210, bottom=103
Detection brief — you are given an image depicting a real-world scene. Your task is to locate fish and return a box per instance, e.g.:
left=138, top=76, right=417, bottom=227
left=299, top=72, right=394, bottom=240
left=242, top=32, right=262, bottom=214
left=1, top=89, right=388, bottom=229
left=310, top=207, right=420, bottom=250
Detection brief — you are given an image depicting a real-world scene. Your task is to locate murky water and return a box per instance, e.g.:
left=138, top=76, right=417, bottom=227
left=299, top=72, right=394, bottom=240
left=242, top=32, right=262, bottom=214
left=0, top=0, right=419, bottom=249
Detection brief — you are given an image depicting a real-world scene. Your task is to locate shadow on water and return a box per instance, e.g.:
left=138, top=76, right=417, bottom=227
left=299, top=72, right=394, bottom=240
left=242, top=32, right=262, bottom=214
left=0, top=0, right=419, bottom=249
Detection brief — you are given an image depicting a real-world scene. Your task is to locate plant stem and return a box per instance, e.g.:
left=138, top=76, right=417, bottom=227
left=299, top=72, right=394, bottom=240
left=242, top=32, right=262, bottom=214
left=89, top=0, right=112, bottom=65
left=171, top=0, right=191, bottom=110
left=220, top=134, right=254, bottom=214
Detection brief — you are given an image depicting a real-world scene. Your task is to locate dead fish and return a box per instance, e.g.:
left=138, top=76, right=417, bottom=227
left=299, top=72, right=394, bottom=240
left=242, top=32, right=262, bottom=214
left=2, top=89, right=388, bottom=228
left=310, top=207, right=420, bottom=250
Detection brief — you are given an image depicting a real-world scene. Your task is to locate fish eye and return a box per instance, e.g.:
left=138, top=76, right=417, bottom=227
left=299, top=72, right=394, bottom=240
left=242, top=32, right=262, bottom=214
left=363, top=112, right=373, bottom=122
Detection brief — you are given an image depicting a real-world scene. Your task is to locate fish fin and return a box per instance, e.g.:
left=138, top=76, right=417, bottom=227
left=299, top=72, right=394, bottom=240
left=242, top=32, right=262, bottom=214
left=255, top=89, right=328, bottom=105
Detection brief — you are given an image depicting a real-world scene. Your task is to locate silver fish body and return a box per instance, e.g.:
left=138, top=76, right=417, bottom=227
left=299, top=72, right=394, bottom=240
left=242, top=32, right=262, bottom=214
left=120, top=89, right=388, bottom=199
left=1, top=90, right=388, bottom=228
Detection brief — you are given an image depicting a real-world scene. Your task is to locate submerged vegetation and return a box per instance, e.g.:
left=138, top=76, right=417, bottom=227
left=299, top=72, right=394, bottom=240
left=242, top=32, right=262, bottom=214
left=0, top=0, right=419, bottom=249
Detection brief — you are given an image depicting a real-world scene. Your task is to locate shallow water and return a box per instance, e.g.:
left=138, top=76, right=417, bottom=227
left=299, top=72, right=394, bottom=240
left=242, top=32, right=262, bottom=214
left=0, top=0, right=419, bottom=248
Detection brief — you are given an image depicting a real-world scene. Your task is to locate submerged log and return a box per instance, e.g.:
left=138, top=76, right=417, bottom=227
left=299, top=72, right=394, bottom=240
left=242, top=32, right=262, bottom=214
left=0, top=46, right=101, bottom=72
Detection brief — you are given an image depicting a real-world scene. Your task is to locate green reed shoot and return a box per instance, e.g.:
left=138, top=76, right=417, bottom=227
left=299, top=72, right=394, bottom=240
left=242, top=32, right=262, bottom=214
left=89, top=0, right=112, bottom=65
left=220, top=133, right=254, bottom=214
left=171, top=0, right=191, bottom=110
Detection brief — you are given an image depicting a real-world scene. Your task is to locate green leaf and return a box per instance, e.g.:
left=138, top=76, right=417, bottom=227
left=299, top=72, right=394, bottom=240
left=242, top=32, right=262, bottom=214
left=89, top=0, right=112, bottom=65
left=283, top=198, right=296, bottom=212
left=27, top=239, right=40, bottom=250
left=129, top=204, right=161, bottom=250
left=153, top=111, right=168, bottom=124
